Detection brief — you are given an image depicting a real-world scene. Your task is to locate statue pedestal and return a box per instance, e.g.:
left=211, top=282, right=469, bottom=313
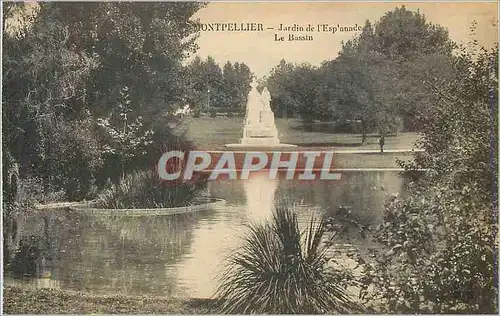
left=226, top=124, right=296, bottom=148
left=241, top=125, right=279, bottom=145
left=225, top=142, right=297, bottom=149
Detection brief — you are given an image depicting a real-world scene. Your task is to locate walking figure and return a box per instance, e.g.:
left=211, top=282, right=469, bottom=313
left=379, top=135, right=385, bottom=153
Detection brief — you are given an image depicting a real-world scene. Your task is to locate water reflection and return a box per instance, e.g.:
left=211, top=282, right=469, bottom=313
left=277, top=171, right=406, bottom=224
left=244, top=172, right=279, bottom=222
left=57, top=211, right=217, bottom=297
left=9, top=171, right=405, bottom=299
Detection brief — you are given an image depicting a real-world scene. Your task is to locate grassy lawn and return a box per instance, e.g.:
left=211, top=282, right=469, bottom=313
left=334, top=152, right=415, bottom=168
left=175, top=116, right=420, bottom=150
left=3, top=286, right=213, bottom=314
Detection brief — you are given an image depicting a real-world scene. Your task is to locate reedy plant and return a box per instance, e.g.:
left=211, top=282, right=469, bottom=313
left=213, top=203, right=362, bottom=314
left=95, top=170, right=206, bottom=209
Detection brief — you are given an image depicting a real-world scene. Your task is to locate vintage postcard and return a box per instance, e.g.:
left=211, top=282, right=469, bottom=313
left=2, top=1, right=498, bottom=314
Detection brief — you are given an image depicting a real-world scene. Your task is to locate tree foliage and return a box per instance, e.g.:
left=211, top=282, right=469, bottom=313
left=356, top=41, right=498, bottom=314
left=265, top=6, right=454, bottom=137
left=186, top=56, right=253, bottom=111
left=3, top=2, right=204, bottom=198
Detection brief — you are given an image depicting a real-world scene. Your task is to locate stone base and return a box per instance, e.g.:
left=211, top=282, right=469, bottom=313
left=240, top=137, right=280, bottom=146
left=243, top=126, right=278, bottom=138
left=225, top=143, right=297, bottom=149
left=228, top=122, right=296, bottom=149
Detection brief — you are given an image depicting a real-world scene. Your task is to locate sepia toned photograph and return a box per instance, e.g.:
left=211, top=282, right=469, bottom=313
left=2, top=1, right=498, bottom=314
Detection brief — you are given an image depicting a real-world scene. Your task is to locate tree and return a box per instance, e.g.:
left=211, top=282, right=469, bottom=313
left=221, top=62, right=237, bottom=108
left=233, top=62, right=253, bottom=109
left=344, top=7, right=454, bottom=131
left=186, top=56, right=223, bottom=109
left=306, top=7, right=455, bottom=139
left=48, top=2, right=205, bottom=120
left=356, top=43, right=498, bottom=314
left=372, top=6, right=453, bottom=60
left=2, top=3, right=100, bottom=189
left=2, top=2, right=205, bottom=195
left=266, top=60, right=323, bottom=121
left=187, top=57, right=253, bottom=111
left=203, top=56, right=225, bottom=108
left=317, top=46, right=399, bottom=143
left=96, top=86, right=154, bottom=180
left=266, top=59, right=298, bottom=118
left=288, top=64, right=323, bottom=125
left=186, top=56, right=207, bottom=109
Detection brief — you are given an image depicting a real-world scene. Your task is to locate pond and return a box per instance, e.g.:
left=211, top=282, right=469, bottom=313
left=6, top=169, right=408, bottom=299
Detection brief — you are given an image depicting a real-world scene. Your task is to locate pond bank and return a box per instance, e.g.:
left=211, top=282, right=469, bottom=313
left=3, top=286, right=214, bottom=314
left=35, top=198, right=226, bottom=216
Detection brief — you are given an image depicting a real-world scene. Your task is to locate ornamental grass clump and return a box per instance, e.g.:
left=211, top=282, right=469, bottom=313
left=213, top=204, right=362, bottom=314
left=95, top=170, right=206, bottom=209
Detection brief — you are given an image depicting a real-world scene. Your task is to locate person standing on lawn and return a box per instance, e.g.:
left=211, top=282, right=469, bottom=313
left=379, top=134, right=385, bottom=153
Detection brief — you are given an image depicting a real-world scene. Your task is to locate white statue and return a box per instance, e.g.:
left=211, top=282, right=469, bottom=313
left=260, top=87, right=272, bottom=112
left=225, top=77, right=296, bottom=148
left=245, top=79, right=263, bottom=126
left=258, top=87, right=276, bottom=128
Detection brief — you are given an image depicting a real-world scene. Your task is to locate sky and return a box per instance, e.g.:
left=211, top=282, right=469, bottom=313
left=191, top=1, right=498, bottom=78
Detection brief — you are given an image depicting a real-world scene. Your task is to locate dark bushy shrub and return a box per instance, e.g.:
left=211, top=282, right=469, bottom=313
left=23, top=117, right=103, bottom=201
left=95, top=170, right=207, bottom=209
left=10, top=235, right=43, bottom=278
